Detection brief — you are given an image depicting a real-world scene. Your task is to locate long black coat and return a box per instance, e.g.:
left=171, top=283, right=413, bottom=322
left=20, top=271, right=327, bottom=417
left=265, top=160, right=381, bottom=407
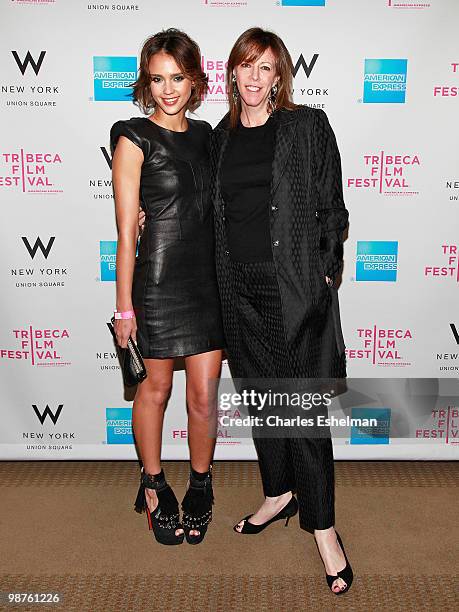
left=210, top=105, right=349, bottom=380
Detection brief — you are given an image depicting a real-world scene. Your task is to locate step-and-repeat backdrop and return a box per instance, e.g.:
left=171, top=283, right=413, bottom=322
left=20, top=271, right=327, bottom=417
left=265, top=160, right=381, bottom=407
left=1, top=0, right=458, bottom=460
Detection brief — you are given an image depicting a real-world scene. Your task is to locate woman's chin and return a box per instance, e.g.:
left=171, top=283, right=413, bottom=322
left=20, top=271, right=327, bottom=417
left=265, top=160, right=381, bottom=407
left=240, top=97, right=267, bottom=109
left=156, top=102, right=187, bottom=116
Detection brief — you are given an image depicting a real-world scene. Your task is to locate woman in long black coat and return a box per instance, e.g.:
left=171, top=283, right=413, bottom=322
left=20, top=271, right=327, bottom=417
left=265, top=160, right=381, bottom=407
left=209, top=28, right=353, bottom=595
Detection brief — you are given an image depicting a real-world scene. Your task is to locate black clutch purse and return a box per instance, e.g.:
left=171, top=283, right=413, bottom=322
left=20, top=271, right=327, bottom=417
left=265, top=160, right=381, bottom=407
left=106, top=316, right=147, bottom=386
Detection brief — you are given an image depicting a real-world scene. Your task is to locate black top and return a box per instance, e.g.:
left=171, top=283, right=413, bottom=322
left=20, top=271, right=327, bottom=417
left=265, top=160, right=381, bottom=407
left=221, top=116, right=275, bottom=262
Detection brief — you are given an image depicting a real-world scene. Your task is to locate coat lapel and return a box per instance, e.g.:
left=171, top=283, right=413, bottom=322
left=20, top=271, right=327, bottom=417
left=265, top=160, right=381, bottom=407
left=271, top=110, right=297, bottom=198
left=213, top=128, right=230, bottom=213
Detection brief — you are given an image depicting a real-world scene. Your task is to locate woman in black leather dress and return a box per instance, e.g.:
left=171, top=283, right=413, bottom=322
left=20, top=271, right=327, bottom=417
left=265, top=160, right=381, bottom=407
left=110, top=29, right=224, bottom=546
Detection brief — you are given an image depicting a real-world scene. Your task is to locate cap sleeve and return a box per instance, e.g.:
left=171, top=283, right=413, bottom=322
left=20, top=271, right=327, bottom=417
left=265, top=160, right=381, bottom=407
left=110, top=120, right=146, bottom=158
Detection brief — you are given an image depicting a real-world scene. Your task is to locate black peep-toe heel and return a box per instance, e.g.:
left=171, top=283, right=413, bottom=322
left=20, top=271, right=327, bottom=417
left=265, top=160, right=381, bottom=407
left=233, top=494, right=298, bottom=534
left=134, top=467, right=184, bottom=545
left=181, top=466, right=214, bottom=545
left=323, top=531, right=354, bottom=595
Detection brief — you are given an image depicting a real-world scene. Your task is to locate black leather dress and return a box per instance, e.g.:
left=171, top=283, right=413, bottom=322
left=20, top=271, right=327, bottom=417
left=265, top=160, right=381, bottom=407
left=110, top=116, right=225, bottom=358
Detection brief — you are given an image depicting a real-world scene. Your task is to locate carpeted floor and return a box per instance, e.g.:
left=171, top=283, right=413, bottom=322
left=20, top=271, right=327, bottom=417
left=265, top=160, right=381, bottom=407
left=0, top=461, right=457, bottom=611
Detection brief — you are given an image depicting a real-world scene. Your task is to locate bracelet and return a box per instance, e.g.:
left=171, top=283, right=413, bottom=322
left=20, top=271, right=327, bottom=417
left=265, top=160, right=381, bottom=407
left=114, top=310, right=135, bottom=320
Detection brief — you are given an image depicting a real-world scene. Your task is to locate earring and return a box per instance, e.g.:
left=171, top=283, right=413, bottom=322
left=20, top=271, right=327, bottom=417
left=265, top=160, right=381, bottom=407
left=232, top=74, right=239, bottom=104
left=268, top=83, right=278, bottom=115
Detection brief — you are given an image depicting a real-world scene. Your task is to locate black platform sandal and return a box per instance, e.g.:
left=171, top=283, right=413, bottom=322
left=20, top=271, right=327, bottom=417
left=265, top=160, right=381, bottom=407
left=233, top=494, right=298, bottom=534
left=181, top=466, right=214, bottom=545
left=322, top=531, right=354, bottom=595
left=134, top=467, right=184, bottom=545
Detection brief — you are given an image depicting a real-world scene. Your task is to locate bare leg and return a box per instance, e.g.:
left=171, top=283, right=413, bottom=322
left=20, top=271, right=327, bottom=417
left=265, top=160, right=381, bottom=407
left=132, top=357, right=183, bottom=536
left=184, top=349, right=223, bottom=536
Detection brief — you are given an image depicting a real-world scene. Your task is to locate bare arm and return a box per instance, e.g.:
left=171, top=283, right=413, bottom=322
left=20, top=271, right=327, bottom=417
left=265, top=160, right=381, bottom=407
left=112, top=135, right=143, bottom=346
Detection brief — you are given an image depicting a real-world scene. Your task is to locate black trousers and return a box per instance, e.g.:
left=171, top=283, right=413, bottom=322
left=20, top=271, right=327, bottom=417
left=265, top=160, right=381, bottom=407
left=229, top=259, right=335, bottom=533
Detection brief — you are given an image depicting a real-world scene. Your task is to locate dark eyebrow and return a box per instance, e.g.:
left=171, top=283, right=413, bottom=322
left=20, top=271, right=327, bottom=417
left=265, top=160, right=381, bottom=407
left=149, top=72, right=184, bottom=77
left=241, top=60, right=273, bottom=66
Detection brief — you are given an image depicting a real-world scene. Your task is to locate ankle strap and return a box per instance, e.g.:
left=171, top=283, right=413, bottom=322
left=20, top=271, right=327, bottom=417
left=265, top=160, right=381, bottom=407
left=189, top=465, right=212, bottom=488
left=141, top=467, right=168, bottom=490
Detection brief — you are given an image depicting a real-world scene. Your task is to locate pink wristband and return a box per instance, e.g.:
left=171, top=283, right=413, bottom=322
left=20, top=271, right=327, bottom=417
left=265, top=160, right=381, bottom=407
left=114, top=310, right=135, bottom=320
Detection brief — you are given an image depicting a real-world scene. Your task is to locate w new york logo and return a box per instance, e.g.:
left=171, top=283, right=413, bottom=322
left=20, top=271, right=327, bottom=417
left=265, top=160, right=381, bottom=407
left=22, top=236, right=55, bottom=259
left=12, top=50, right=46, bottom=75
left=32, top=403, right=63, bottom=425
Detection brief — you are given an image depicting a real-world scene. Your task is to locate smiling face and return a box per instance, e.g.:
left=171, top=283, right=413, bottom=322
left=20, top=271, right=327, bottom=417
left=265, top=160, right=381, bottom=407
left=233, top=47, right=279, bottom=112
left=148, top=50, right=193, bottom=117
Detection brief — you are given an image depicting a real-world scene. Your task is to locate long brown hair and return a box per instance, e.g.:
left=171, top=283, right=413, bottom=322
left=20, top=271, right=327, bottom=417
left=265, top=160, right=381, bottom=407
left=132, top=28, right=208, bottom=114
left=226, top=27, right=297, bottom=128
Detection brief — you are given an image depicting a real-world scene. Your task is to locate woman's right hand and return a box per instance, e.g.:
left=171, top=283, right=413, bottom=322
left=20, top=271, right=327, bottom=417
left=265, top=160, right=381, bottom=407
left=114, top=317, right=137, bottom=348
left=138, top=209, right=146, bottom=235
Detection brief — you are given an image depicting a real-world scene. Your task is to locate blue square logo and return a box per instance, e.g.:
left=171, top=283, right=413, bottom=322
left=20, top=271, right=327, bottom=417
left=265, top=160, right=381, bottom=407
left=363, top=59, right=408, bottom=103
left=100, top=240, right=117, bottom=281
left=282, top=0, right=325, bottom=5
left=356, top=241, right=398, bottom=282
left=106, top=408, right=133, bottom=444
left=93, top=56, right=137, bottom=102
left=350, top=408, right=391, bottom=444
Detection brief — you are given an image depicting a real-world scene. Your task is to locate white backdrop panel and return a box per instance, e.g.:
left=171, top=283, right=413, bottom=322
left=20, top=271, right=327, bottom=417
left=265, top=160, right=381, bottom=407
left=0, top=0, right=458, bottom=459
